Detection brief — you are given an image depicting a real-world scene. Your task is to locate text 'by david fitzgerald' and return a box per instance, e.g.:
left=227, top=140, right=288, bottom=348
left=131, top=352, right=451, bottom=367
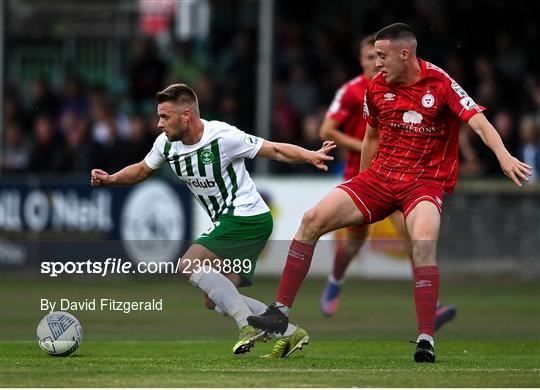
left=41, top=298, right=163, bottom=314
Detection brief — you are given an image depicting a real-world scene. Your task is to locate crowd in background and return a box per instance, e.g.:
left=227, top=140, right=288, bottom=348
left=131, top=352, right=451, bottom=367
left=2, top=1, right=539, bottom=181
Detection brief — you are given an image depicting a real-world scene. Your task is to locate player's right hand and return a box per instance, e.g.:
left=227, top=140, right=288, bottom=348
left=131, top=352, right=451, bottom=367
left=90, top=169, right=110, bottom=186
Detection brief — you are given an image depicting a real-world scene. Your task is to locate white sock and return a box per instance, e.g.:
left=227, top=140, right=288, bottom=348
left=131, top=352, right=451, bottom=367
left=275, top=301, right=290, bottom=316
left=282, top=323, right=297, bottom=337
left=328, top=274, right=344, bottom=286
left=417, top=333, right=434, bottom=347
left=214, top=305, right=227, bottom=316
left=242, top=295, right=267, bottom=315
left=215, top=296, right=297, bottom=337
left=189, top=271, right=252, bottom=328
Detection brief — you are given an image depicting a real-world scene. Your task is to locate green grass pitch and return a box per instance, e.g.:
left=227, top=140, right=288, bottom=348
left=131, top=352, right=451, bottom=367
left=1, top=276, right=539, bottom=387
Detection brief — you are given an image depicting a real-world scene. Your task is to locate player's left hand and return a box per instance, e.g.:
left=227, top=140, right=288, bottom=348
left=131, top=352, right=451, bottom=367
left=499, top=155, right=532, bottom=187
left=310, top=141, right=336, bottom=171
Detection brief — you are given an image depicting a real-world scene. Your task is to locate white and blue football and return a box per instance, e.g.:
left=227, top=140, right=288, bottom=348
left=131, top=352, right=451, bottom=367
left=37, top=311, right=83, bottom=356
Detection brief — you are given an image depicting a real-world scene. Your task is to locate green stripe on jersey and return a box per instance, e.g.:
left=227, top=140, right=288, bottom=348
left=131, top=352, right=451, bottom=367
left=196, top=149, right=207, bottom=177
left=184, top=155, right=194, bottom=176
left=164, top=141, right=172, bottom=158
left=208, top=196, right=221, bottom=218
left=172, top=154, right=182, bottom=176
left=198, top=195, right=212, bottom=217
left=210, top=140, right=228, bottom=202
left=226, top=164, right=238, bottom=215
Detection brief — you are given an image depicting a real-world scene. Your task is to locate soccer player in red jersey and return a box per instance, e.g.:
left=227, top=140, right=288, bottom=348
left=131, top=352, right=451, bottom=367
left=248, top=23, right=532, bottom=362
left=319, top=35, right=456, bottom=330
left=318, top=35, right=377, bottom=316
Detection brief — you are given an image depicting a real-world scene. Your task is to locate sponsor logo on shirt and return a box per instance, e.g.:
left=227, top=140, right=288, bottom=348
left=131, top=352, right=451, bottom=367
left=422, top=93, right=435, bottom=108
left=384, top=92, right=395, bottom=101
left=451, top=81, right=467, bottom=97
left=459, top=97, right=478, bottom=110
left=244, top=134, right=258, bottom=147
left=391, top=110, right=439, bottom=134
left=186, top=178, right=216, bottom=188
left=403, top=110, right=423, bottom=124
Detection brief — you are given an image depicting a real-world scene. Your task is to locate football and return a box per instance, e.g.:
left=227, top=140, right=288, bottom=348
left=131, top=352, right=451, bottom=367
left=36, top=311, right=83, bottom=356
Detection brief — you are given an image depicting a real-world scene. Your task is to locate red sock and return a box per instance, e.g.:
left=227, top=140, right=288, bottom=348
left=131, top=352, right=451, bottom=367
left=332, top=242, right=354, bottom=281
left=414, top=265, right=440, bottom=336
left=276, top=239, right=315, bottom=308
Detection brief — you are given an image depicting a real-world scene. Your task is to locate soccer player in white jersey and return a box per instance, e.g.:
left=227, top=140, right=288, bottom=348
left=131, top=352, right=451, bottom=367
left=91, top=83, right=335, bottom=357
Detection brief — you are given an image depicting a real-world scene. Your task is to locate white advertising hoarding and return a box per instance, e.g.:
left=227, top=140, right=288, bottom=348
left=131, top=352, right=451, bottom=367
left=193, top=176, right=411, bottom=279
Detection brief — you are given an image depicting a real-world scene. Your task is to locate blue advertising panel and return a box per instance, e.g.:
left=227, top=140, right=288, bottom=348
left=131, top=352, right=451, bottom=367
left=0, top=178, right=193, bottom=271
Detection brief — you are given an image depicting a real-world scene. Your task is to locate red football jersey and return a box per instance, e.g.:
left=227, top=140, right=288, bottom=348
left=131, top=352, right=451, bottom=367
left=326, top=75, right=370, bottom=180
left=364, top=59, right=485, bottom=193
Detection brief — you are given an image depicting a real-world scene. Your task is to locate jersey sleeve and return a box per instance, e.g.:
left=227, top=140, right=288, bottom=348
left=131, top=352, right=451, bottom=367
left=326, top=85, right=353, bottom=124
left=363, top=85, right=379, bottom=127
left=443, top=78, right=485, bottom=122
left=221, top=126, right=264, bottom=160
left=144, top=134, right=167, bottom=170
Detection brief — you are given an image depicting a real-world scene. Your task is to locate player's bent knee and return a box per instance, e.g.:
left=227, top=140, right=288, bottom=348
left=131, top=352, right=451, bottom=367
left=300, top=208, right=325, bottom=239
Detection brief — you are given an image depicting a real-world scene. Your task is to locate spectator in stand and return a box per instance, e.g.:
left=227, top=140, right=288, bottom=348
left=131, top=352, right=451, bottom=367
left=2, top=122, right=31, bottom=172
left=124, top=115, right=154, bottom=164
left=517, top=116, right=539, bottom=182
left=58, top=76, right=89, bottom=134
left=272, top=82, right=300, bottom=144
left=91, top=100, right=131, bottom=145
left=195, top=74, right=218, bottom=120
left=28, top=115, right=71, bottom=173
left=129, top=38, right=167, bottom=111
left=216, top=93, right=240, bottom=127
left=28, top=78, right=58, bottom=118
left=99, top=118, right=131, bottom=173
left=287, top=64, right=319, bottom=117
left=65, top=117, right=103, bottom=173
left=4, top=96, right=24, bottom=131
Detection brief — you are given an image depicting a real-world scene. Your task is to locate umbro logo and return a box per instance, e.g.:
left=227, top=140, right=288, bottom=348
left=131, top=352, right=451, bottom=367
left=384, top=93, right=395, bottom=101
left=416, top=279, right=432, bottom=288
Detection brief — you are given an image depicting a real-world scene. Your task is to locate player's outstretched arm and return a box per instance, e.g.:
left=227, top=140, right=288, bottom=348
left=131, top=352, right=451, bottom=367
left=320, top=117, right=363, bottom=153
left=359, top=124, right=380, bottom=173
left=468, top=113, right=532, bottom=186
left=256, top=140, right=336, bottom=171
left=90, top=160, right=156, bottom=186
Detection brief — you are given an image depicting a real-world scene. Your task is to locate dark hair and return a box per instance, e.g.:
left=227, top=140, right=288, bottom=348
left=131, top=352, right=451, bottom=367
left=359, top=34, right=376, bottom=51
left=156, top=83, right=198, bottom=107
left=375, top=23, right=416, bottom=41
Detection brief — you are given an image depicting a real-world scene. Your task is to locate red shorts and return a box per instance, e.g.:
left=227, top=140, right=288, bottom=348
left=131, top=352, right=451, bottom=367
left=342, top=172, right=368, bottom=234
left=337, top=168, right=444, bottom=224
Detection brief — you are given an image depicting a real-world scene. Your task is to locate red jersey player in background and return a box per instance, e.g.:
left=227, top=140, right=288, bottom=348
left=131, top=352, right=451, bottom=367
left=248, top=23, right=531, bottom=363
left=319, top=35, right=456, bottom=331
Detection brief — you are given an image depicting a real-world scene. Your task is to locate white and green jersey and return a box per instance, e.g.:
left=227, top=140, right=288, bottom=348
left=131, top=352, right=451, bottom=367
left=145, top=119, right=270, bottom=222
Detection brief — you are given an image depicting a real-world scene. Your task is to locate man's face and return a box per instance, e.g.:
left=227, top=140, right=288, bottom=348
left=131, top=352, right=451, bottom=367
left=359, top=44, right=378, bottom=79
left=157, top=101, right=191, bottom=142
left=374, top=39, right=406, bottom=84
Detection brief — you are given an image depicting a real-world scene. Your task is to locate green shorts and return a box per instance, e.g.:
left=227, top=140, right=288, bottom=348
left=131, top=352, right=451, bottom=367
left=194, top=211, right=273, bottom=287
